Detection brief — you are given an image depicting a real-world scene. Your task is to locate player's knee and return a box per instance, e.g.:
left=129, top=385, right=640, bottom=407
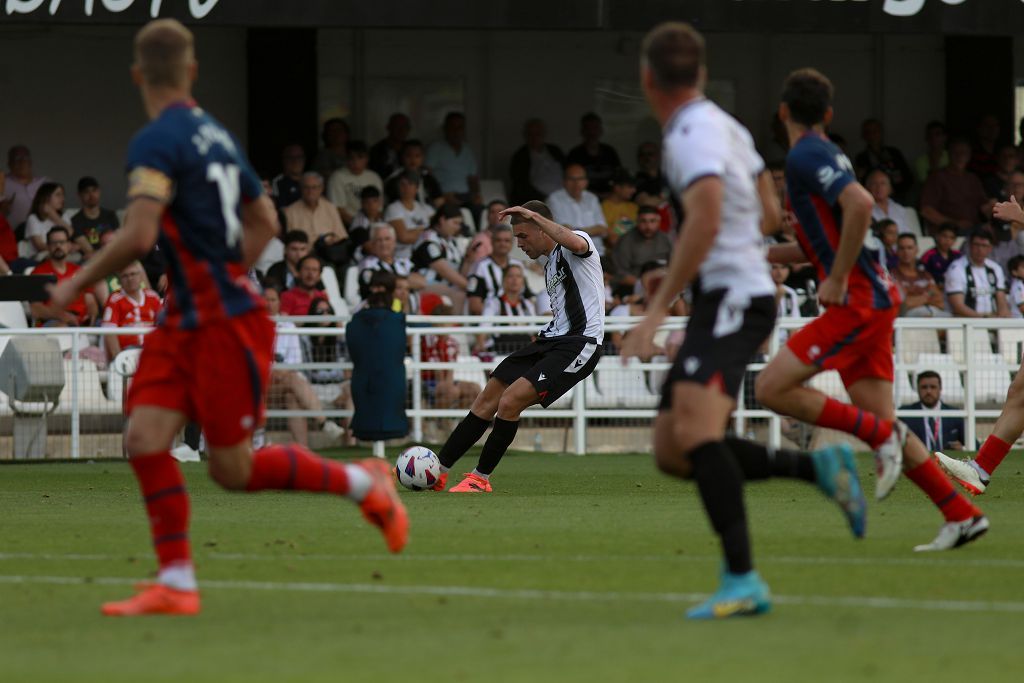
left=496, top=393, right=525, bottom=420
left=207, top=456, right=251, bottom=491
left=754, top=372, right=780, bottom=408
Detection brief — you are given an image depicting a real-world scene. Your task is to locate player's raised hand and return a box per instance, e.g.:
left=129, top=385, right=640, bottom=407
left=993, top=195, right=1024, bottom=224
left=817, top=275, right=848, bottom=308
left=498, top=205, right=536, bottom=223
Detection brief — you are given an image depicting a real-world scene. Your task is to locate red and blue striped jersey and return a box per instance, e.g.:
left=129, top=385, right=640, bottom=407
left=125, top=100, right=264, bottom=330
left=785, top=132, right=900, bottom=311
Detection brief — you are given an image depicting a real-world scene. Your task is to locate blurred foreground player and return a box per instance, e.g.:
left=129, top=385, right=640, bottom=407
left=621, top=23, right=867, bottom=621
left=755, top=68, right=986, bottom=551
left=49, top=19, right=407, bottom=617
left=431, top=200, right=604, bottom=492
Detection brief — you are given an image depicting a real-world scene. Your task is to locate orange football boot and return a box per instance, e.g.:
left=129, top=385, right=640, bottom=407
left=101, top=583, right=200, bottom=616
left=356, top=458, right=409, bottom=553
left=448, top=472, right=492, bottom=493
left=430, top=471, right=449, bottom=491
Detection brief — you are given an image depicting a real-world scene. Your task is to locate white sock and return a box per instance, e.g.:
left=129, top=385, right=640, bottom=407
left=471, top=469, right=489, bottom=480
left=158, top=561, right=197, bottom=591
left=344, top=464, right=373, bottom=502
left=969, top=460, right=991, bottom=480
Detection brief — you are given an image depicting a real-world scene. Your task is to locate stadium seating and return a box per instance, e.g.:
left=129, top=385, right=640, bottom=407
left=997, top=328, right=1024, bottom=365
left=946, top=327, right=993, bottom=364
left=478, top=179, right=507, bottom=205
left=585, top=357, right=658, bottom=408
left=897, top=328, right=940, bottom=364
left=343, top=265, right=361, bottom=309
left=107, top=347, right=142, bottom=406
left=320, top=265, right=350, bottom=318
left=972, top=352, right=1012, bottom=405
left=894, top=368, right=917, bottom=406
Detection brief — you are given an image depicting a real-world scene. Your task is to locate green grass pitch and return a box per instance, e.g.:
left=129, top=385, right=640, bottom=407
left=2, top=448, right=1024, bottom=682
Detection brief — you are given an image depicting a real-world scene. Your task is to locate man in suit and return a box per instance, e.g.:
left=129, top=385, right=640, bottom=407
left=900, top=371, right=966, bottom=452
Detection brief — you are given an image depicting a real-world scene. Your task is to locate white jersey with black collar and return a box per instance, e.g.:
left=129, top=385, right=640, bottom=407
left=537, top=230, right=605, bottom=343
left=467, top=256, right=526, bottom=301
left=662, top=98, right=774, bottom=299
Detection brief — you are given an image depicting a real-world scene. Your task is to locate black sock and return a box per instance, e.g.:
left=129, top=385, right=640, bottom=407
left=438, top=412, right=491, bottom=468
left=725, top=437, right=816, bottom=483
left=689, top=441, right=752, bottom=575
left=475, top=417, right=519, bottom=475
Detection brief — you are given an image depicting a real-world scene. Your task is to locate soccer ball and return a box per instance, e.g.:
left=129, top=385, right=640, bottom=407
left=394, top=446, right=441, bottom=491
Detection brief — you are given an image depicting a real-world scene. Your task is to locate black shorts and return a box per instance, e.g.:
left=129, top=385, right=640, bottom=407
left=492, top=336, right=601, bottom=408
left=659, top=289, right=775, bottom=410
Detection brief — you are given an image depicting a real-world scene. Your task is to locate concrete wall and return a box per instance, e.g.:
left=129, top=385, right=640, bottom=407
left=0, top=24, right=247, bottom=206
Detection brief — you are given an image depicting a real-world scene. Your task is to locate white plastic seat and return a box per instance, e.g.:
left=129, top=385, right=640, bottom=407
left=973, top=352, right=1012, bottom=405
left=343, top=265, right=362, bottom=309
left=586, top=357, right=657, bottom=408
left=916, top=235, right=935, bottom=255
left=898, top=328, right=941, bottom=364
left=0, top=300, right=29, bottom=329
left=478, top=179, right=507, bottom=205
left=893, top=369, right=917, bottom=406
left=904, top=208, right=923, bottom=237
left=913, top=353, right=964, bottom=407
left=58, top=359, right=121, bottom=415
left=946, top=327, right=992, bottom=364
left=319, top=266, right=349, bottom=318
left=998, top=328, right=1024, bottom=365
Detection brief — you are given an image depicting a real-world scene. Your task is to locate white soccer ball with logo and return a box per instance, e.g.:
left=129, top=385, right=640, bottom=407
left=395, top=446, right=441, bottom=491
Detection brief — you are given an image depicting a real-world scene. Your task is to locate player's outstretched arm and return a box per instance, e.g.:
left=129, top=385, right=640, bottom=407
left=767, top=241, right=806, bottom=264
left=240, top=194, right=280, bottom=268
left=499, top=206, right=590, bottom=255
left=48, top=198, right=163, bottom=310
left=820, top=182, right=874, bottom=306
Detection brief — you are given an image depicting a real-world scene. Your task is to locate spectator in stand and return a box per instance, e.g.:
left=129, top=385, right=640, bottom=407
left=420, top=303, right=480, bottom=411
left=264, top=230, right=310, bottom=291
left=945, top=228, right=1011, bottom=318
left=1, top=145, right=47, bottom=229
left=921, top=222, right=961, bottom=285
left=358, top=223, right=424, bottom=299
left=602, top=170, right=639, bottom=248
left=282, top=171, right=347, bottom=247
left=101, top=260, right=162, bottom=359
left=969, top=113, right=1003, bottom=180
left=610, top=205, right=672, bottom=293
left=0, top=174, right=19, bottom=271
left=874, top=218, right=899, bottom=271
left=466, top=223, right=525, bottom=314
left=426, top=111, right=482, bottom=209
left=914, top=120, right=949, bottom=183
left=369, top=112, right=411, bottom=179
left=71, top=176, right=120, bottom=258
left=900, top=371, right=967, bottom=452
left=393, top=273, right=419, bottom=315
left=1005, top=255, right=1024, bottom=318
left=566, top=112, right=622, bottom=197
left=301, top=297, right=347, bottom=385
left=867, top=169, right=914, bottom=235
left=635, top=141, right=671, bottom=204
left=327, top=141, right=383, bottom=225
left=772, top=262, right=802, bottom=318
left=384, top=169, right=432, bottom=260
left=271, top=144, right=305, bottom=209
left=281, top=255, right=328, bottom=316
left=982, top=144, right=1021, bottom=199
left=854, top=118, right=913, bottom=201
left=509, top=118, right=565, bottom=204
left=412, top=204, right=469, bottom=312
left=346, top=186, right=385, bottom=261
left=25, top=182, right=75, bottom=261
left=474, top=263, right=537, bottom=356
left=30, top=227, right=100, bottom=326
left=263, top=286, right=345, bottom=447
left=920, top=137, right=993, bottom=234
left=891, top=233, right=948, bottom=317
left=312, top=117, right=349, bottom=180
left=547, top=163, right=608, bottom=255
left=484, top=200, right=509, bottom=228
left=384, top=139, right=443, bottom=207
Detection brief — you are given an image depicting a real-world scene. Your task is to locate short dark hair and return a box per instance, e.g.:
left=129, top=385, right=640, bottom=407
left=925, top=120, right=946, bottom=134
left=367, top=270, right=396, bottom=309
left=46, top=226, right=70, bottom=243
left=637, top=205, right=661, bottom=218
left=580, top=112, right=602, bottom=126
left=297, top=254, right=322, bottom=271
left=443, top=111, right=465, bottom=126
left=400, top=139, right=424, bottom=155
left=916, top=370, right=941, bottom=387
left=642, top=22, right=704, bottom=90
left=360, top=185, right=381, bottom=200
left=284, top=230, right=309, bottom=246
left=77, top=176, right=99, bottom=193
left=969, top=227, right=994, bottom=245
left=511, top=200, right=553, bottom=224
left=1008, top=255, right=1024, bottom=273
left=936, top=222, right=958, bottom=237
left=781, top=68, right=834, bottom=127
left=346, top=140, right=368, bottom=156
left=398, top=169, right=421, bottom=186
left=897, top=232, right=917, bottom=243
left=487, top=199, right=508, bottom=210
left=874, top=218, right=897, bottom=235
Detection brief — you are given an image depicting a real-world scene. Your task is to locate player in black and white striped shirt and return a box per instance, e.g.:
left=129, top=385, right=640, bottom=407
left=431, top=200, right=604, bottom=493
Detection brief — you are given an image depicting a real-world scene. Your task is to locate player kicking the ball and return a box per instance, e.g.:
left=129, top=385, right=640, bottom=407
left=622, top=23, right=868, bottom=621
left=430, top=200, right=604, bottom=492
left=935, top=196, right=1024, bottom=494
left=49, top=19, right=407, bottom=617
left=755, top=68, right=986, bottom=551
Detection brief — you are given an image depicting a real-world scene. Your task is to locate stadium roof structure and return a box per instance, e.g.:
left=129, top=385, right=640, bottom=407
left=4, top=0, right=1024, bottom=35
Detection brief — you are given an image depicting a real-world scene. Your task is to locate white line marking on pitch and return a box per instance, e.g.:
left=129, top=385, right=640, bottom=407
left=0, top=573, right=1021, bottom=614
left=4, top=551, right=1024, bottom=571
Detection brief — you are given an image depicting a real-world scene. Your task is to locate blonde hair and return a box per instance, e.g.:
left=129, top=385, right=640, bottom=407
left=134, top=19, right=195, bottom=88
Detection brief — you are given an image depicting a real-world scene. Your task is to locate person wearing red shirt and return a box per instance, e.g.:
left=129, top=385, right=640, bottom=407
left=102, top=260, right=163, bottom=359
left=30, top=227, right=100, bottom=326
left=280, top=254, right=327, bottom=315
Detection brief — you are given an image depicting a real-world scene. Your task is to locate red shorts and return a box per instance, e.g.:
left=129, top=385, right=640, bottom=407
left=786, top=304, right=898, bottom=387
left=127, top=311, right=276, bottom=447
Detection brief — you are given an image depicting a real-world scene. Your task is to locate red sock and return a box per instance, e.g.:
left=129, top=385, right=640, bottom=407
left=974, top=435, right=1011, bottom=477
left=130, top=452, right=191, bottom=570
left=814, top=398, right=893, bottom=449
left=905, top=458, right=981, bottom=522
left=247, top=444, right=351, bottom=494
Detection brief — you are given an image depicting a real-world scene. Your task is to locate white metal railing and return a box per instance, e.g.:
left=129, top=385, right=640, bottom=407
left=0, top=315, right=1019, bottom=457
